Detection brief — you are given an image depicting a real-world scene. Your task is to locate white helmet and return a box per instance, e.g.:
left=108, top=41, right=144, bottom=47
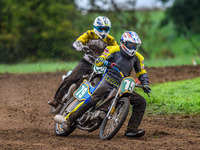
left=120, top=31, right=142, bottom=57
left=93, top=16, right=111, bottom=39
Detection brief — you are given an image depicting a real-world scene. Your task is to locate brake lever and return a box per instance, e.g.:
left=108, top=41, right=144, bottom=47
left=135, top=84, right=155, bottom=96
left=147, top=93, right=150, bottom=97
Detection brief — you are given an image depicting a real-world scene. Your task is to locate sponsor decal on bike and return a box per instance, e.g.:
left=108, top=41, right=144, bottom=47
left=104, top=48, right=109, bottom=53
left=105, top=74, right=120, bottom=87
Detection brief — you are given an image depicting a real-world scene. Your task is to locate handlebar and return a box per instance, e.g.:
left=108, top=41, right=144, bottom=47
left=94, top=63, right=154, bottom=97
left=135, top=84, right=155, bottom=97
left=112, top=66, right=154, bottom=97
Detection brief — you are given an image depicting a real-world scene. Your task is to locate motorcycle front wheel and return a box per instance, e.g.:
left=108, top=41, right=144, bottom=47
left=99, top=97, right=130, bottom=140
left=54, top=97, right=76, bottom=136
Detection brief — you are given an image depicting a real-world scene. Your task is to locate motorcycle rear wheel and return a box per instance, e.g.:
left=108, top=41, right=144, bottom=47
left=54, top=97, right=76, bottom=136
left=99, top=97, right=130, bottom=140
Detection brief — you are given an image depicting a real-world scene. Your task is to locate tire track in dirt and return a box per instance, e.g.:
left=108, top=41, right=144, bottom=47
left=0, top=65, right=200, bottom=150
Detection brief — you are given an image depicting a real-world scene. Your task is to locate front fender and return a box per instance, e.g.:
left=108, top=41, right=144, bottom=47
left=119, top=92, right=133, bottom=98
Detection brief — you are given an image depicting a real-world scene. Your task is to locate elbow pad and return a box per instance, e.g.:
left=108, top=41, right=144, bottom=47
left=72, top=41, right=84, bottom=51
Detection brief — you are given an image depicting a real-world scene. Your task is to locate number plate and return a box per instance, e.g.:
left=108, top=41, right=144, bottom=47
left=93, top=65, right=107, bottom=74
left=119, top=77, right=135, bottom=96
left=74, top=81, right=91, bottom=101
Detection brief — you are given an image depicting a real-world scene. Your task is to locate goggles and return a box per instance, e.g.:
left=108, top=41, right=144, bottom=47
left=94, top=26, right=110, bottom=33
left=125, top=42, right=140, bottom=50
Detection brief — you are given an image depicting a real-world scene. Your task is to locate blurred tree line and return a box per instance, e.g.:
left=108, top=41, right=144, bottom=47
left=163, top=0, right=200, bottom=53
left=0, top=0, right=200, bottom=63
left=0, top=0, right=138, bottom=63
left=0, top=0, right=81, bottom=63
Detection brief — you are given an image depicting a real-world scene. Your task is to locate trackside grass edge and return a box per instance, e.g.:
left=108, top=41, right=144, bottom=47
left=136, top=77, right=200, bottom=115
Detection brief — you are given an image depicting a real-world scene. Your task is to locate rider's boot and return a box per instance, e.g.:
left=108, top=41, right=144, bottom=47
left=124, top=128, right=146, bottom=137
left=48, top=100, right=59, bottom=107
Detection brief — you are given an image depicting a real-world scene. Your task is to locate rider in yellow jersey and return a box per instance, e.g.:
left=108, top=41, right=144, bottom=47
left=62, top=31, right=151, bottom=138
left=48, top=16, right=118, bottom=107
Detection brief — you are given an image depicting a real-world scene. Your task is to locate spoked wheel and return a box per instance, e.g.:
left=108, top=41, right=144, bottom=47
left=99, top=97, right=130, bottom=140
left=51, top=103, right=64, bottom=114
left=51, top=83, right=77, bottom=114
left=54, top=97, right=76, bottom=136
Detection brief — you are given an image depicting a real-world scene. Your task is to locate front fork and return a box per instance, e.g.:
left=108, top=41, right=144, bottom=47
left=106, top=91, right=120, bottom=118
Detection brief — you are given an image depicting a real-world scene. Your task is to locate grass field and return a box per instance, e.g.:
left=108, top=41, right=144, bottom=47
left=1, top=55, right=199, bottom=74
left=136, top=77, right=200, bottom=115
left=1, top=55, right=200, bottom=115
left=0, top=61, right=78, bottom=74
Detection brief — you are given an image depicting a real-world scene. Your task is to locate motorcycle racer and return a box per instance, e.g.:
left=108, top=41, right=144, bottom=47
left=48, top=16, right=118, bottom=107
left=62, top=31, right=151, bottom=138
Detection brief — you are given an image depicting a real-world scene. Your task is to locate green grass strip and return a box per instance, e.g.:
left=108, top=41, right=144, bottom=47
left=145, top=56, right=200, bottom=67
left=0, top=61, right=78, bottom=74
left=1, top=56, right=199, bottom=74
left=136, top=77, right=200, bottom=115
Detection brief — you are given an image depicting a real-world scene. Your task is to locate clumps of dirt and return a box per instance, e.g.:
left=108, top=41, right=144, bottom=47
left=0, top=65, right=200, bottom=149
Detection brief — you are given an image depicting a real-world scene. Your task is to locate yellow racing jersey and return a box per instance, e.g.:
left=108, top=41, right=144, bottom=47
left=95, top=45, right=149, bottom=85
left=73, top=30, right=118, bottom=64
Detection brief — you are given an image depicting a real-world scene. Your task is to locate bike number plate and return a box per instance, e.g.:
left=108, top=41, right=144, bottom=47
left=119, top=77, right=135, bottom=96
left=93, top=65, right=107, bottom=74
left=74, top=82, right=90, bottom=101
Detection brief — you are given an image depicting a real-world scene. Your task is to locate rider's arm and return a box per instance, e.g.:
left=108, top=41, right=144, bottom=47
left=134, top=52, right=149, bottom=85
left=72, top=30, right=93, bottom=51
left=95, top=46, right=119, bottom=66
left=104, top=34, right=118, bottom=46
left=72, top=41, right=84, bottom=51
left=95, top=57, right=105, bottom=66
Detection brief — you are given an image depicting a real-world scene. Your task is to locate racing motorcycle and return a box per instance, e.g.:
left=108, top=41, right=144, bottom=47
left=50, top=49, right=99, bottom=114
left=50, top=70, right=88, bottom=114
left=53, top=65, right=152, bottom=140
left=50, top=68, right=102, bottom=114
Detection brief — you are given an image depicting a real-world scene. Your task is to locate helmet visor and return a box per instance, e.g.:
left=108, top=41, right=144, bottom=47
left=94, top=26, right=110, bottom=33
left=125, top=42, right=140, bottom=50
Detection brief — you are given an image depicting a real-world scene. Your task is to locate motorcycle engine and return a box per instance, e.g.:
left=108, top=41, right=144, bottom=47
left=77, top=110, right=106, bottom=126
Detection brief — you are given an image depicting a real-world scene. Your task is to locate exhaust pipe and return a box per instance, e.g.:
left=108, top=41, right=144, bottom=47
left=54, top=115, right=66, bottom=124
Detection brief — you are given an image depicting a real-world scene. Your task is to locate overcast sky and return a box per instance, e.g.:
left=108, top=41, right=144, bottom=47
left=75, top=0, right=174, bottom=10
left=136, top=0, right=173, bottom=9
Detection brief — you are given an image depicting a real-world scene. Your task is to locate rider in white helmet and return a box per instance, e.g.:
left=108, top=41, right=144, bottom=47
left=48, top=16, right=118, bottom=107
left=93, top=16, right=111, bottom=39
left=62, top=31, right=151, bottom=138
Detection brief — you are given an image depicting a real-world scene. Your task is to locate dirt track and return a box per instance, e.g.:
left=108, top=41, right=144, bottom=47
left=0, top=65, right=200, bottom=150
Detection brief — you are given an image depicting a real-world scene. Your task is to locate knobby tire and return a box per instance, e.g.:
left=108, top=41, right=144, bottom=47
left=99, top=97, right=130, bottom=140
left=54, top=97, right=76, bottom=136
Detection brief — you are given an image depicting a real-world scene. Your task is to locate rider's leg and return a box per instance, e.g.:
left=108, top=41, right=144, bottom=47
left=48, top=59, right=92, bottom=107
left=62, top=97, right=96, bottom=131
left=62, top=76, right=114, bottom=131
left=125, top=92, right=147, bottom=137
left=66, top=97, right=96, bottom=123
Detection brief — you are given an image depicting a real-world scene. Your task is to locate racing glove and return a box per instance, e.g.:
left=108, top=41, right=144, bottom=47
left=143, top=85, right=151, bottom=94
left=103, top=60, right=116, bottom=69
left=82, top=46, right=91, bottom=54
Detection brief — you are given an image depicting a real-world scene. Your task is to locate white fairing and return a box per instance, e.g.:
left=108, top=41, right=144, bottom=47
left=62, top=70, right=72, bottom=81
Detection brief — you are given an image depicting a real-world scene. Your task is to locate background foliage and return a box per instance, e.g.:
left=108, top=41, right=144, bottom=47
left=0, top=0, right=80, bottom=63
left=0, top=0, right=200, bottom=63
